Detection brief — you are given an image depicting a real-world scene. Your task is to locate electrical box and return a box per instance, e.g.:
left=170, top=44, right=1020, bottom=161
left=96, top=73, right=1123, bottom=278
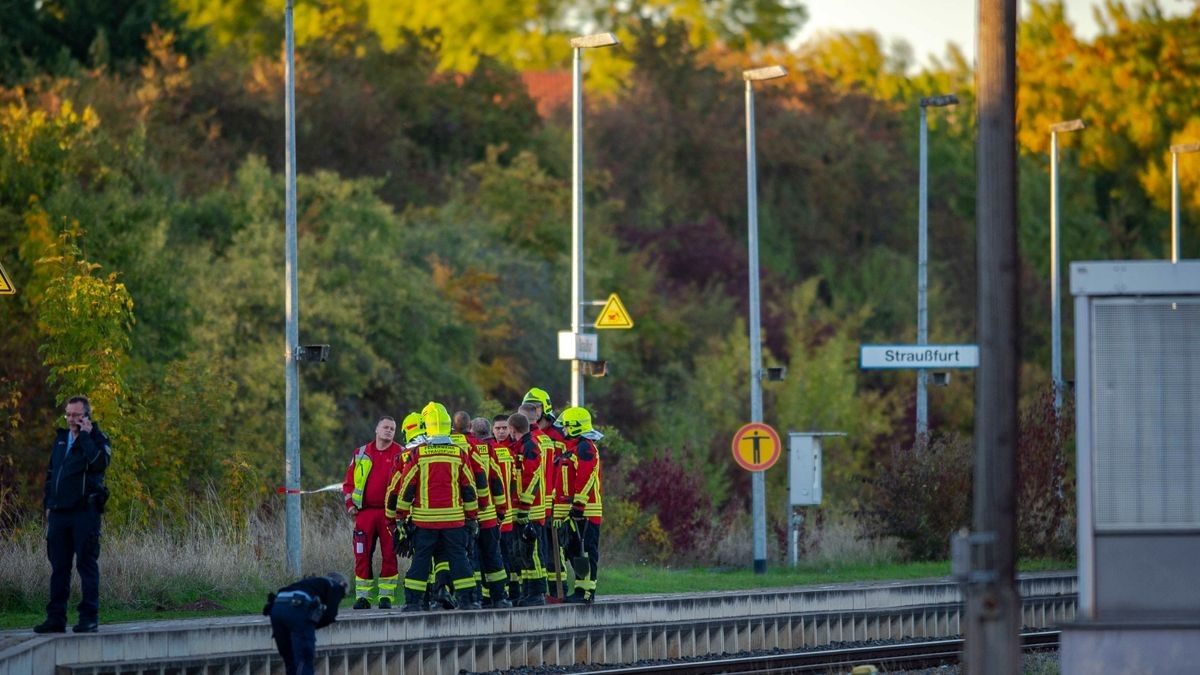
left=788, top=432, right=843, bottom=507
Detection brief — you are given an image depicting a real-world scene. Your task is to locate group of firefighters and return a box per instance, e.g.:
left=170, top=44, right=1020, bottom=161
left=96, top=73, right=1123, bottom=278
left=340, top=387, right=603, bottom=612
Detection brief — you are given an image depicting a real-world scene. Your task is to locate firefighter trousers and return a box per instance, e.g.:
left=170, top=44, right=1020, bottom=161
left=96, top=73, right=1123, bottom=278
left=352, top=507, right=398, bottom=600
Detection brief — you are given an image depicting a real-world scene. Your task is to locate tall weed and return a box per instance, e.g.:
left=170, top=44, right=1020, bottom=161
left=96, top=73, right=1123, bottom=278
left=0, top=494, right=360, bottom=612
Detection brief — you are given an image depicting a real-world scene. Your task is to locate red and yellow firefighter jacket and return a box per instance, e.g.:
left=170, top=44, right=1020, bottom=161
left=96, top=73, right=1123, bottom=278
left=512, top=431, right=547, bottom=524
left=386, top=438, right=478, bottom=528
left=468, top=435, right=507, bottom=529
left=542, top=424, right=573, bottom=520
left=492, top=437, right=516, bottom=532
left=342, top=440, right=402, bottom=510
left=565, top=436, right=603, bottom=523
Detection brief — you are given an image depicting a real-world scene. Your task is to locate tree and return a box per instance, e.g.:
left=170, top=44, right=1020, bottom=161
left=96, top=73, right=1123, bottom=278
left=0, top=0, right=199, bottom=84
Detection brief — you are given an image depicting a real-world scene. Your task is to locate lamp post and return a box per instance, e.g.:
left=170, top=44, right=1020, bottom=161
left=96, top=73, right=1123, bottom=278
left=283, top=0, right=302, bottom=576
left=1049, top=119, right=1085, bottom=413
left=1170, top=142, right=1200, bottom=264
left=743, top=64, right=786, bottom=575
left=568, top=32, right=619, bottom=408
left=916, top=94, right=958, bottom=440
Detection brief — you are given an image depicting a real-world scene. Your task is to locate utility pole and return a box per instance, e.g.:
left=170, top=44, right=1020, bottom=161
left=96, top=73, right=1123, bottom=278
left=966, top=0, right=1021, bottom=671
left=283, top=0, right=302, bottom=576
left=743, top=64, right=787, bottom=575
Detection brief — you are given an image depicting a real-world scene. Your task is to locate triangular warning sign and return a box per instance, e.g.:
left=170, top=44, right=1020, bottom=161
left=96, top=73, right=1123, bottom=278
left=594, top=293, right=633, bottom=329
left=0, top=261, right=14, bottom=295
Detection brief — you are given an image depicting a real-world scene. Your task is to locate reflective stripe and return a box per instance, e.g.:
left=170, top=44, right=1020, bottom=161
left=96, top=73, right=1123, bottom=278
left=484, top=569, right=508, bottom=583
left=378, top=575, right=398, bottom=599
left=351, top=445, right=371, bottom=509
left=452, top=576, right=476, bottom=591
left=404, top=578, right=428, bottom=592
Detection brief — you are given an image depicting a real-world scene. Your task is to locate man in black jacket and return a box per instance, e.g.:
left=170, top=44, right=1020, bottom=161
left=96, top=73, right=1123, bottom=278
left=34, top=395, right=112, bottom=634
left=266, top=572, right=348, bottom=675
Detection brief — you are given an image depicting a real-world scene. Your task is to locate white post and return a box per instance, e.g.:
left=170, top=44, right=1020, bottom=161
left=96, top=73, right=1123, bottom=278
left=571, top=46, right=584, bottom=407
left=1050, top=119, right=1084, bottom=413
left=566, top=33, right=618, bottom=407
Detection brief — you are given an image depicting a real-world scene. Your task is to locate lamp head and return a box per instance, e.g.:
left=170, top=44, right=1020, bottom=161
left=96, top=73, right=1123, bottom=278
left=570, top=32, right=619, bottom=49
left=743, top=65, right=787, bottom=81
left=920, top=94, right=959, bottom=108
left=1050, top=119, right=1086, bottom=133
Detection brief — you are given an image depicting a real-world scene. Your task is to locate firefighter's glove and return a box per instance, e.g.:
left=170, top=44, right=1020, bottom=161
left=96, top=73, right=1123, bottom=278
left=466, top=518, right=480, bottom=539
left=569, top=505, right=585, bottom=521
left=520, top=522, right=538, bottom=542
left=495, top=507, right=507, bottom=523
left=514, top=510, right=529, bottom=525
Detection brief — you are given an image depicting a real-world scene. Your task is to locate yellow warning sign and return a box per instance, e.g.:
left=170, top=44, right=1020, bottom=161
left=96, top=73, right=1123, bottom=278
left=0, top=261, right=14, bottom=295
left=731, top=422, right=781, bottom=471
left=594, top=293, right=633, bottom=329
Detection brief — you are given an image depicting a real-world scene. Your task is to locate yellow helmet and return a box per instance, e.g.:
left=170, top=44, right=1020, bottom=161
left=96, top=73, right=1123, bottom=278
left=559, top=407, right=593, bottom=438
left=421, top=401, right=452, bottom=436
left=401, top=412, right=424, bottom=444
left=522, top=387, right=553, bottom=416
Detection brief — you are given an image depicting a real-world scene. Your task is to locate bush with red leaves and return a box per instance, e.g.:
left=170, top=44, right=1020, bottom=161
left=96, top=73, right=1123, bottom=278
left=626, top=451, right=714, bottom=556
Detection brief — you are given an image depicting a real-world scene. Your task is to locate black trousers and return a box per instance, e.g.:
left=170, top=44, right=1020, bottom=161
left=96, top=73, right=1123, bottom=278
left=405, top=527, right=473, bottom=592
left=270, top=600, right=317, bottom=675
left=46, top=506, right=101, bottom=623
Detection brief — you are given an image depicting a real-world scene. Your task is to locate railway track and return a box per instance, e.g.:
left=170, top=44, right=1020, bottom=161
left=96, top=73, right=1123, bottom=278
left=580, top=631, right=1061, bottom=675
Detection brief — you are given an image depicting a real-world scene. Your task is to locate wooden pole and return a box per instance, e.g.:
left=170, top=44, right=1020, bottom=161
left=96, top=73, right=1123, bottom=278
left=967, top=0, right=1022, bottom=671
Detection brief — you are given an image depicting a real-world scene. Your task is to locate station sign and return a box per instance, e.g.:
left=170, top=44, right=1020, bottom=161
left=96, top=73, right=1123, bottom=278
left=860, top=344, right=980, bottom=369
left=558, top=331, right=599, bottom=362
left=731, top=422, right=782, bottom=472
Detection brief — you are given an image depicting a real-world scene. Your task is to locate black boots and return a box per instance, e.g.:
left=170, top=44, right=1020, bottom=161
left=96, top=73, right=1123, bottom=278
left=400, top=589, right=424, bottom=613
left=353, top=597, right=371, bottom=610
left=33, top=619, right=66, bottom=634
left=455, top=589, right=481, bottom=610
left=486, top=581, right=512, bottom=608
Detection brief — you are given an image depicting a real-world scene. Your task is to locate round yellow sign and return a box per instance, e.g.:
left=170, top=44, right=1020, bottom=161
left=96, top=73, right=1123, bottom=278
left=731, top=422, right=781, bottom=471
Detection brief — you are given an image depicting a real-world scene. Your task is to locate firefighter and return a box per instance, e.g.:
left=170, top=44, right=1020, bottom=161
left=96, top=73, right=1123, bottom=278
left=450, top=411, right=489, bottom=604
left=491, top=414, right=520, bottom=600
left=385, top=412, right=425, bottom=557
left=469, top=416, right=511, bottom=607
left=558, top=406, right=604, bottom=603
left=341, top=416, right=403, bottom=609
left=508, top=412, right=548, bottom=606
left=393, top=402, right=480, bottom=612
left=522, top=391, right=571, bottom=600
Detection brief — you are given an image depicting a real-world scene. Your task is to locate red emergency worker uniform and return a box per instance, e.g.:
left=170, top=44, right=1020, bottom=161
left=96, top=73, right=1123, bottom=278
left=342, top=440, right=403, bottom=602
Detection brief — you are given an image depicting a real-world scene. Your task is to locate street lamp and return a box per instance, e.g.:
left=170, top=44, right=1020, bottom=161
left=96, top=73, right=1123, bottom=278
left=568, top=31, right=619, bottom=408
left=1050, top=119, right=1085, bottom=413
left=1170, top=142, right=1200, bottom=264
left=916, top=94, right=958, bottom=439
left=743, top=63, right=786, bottom=575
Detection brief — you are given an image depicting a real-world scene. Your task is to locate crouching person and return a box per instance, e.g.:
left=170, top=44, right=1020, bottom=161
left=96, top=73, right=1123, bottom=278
left=265, top=571, right=348, bottom=675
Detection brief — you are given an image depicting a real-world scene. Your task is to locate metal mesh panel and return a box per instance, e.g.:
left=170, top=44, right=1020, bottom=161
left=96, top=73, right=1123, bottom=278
left=1092, top=298, right=1200, bottom=530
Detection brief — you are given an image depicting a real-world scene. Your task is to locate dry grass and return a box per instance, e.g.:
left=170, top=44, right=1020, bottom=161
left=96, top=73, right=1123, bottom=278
left=0, top=497, right=386, bottom=611
left=708, top=509, right=900, bottom=568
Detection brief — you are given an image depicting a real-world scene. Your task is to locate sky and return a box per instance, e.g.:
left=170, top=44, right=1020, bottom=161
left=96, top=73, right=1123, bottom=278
left=795, top=0, right=1195, bottom=68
